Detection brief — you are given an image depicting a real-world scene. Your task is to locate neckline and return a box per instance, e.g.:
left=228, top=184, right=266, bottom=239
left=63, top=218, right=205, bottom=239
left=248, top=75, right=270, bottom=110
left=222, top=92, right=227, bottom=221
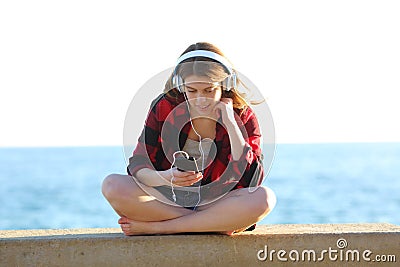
left=186, top=137, right=214, bottom=143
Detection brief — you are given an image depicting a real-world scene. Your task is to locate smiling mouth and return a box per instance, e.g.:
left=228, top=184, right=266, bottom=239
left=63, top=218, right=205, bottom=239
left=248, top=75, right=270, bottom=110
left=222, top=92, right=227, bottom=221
left=196, top=105, right=210, bottom=110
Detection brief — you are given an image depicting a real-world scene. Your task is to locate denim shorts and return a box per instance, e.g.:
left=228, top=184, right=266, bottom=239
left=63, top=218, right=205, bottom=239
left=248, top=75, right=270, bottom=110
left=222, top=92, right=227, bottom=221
left=154, top=186, right=200, bottom=210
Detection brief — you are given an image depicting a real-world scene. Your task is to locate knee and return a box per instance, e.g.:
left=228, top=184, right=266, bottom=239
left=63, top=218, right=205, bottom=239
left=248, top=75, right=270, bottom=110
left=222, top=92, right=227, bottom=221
left=101, top=174, right=126, bottom=201
left=251, top=186, right=277, bottom=218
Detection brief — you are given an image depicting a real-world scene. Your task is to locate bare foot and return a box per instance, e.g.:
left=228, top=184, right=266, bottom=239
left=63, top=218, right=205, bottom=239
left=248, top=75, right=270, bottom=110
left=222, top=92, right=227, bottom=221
left=220, top=231, right=235, bottom=236
left=118, top=217, right=236, bottom=236
left=118, top=217, right=157, bottom=236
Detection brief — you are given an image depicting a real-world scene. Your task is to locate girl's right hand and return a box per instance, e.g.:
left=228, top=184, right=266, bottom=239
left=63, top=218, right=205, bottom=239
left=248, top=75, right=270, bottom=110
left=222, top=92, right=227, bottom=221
left=160, top=168, right=203, bottom=187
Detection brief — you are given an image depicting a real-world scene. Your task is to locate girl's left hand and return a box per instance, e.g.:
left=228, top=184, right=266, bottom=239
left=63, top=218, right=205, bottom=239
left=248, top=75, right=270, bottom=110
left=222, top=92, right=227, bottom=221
left=213, top=98, right=236, bottom=126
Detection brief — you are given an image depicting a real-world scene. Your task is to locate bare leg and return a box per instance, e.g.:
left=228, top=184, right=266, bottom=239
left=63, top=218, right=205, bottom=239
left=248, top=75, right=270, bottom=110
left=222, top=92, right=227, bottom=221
left=118, top=186, right=277, bottom=236
left=102, top=174, right=194, bottom=222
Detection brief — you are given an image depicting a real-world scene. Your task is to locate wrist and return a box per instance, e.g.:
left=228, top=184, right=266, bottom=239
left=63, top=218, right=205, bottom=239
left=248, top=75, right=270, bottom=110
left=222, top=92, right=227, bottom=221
left=158, top=170, right=172, bottom=185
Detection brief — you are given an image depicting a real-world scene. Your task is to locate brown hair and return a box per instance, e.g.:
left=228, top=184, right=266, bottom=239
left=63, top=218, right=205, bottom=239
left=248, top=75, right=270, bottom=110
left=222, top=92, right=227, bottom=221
left=164, top=42, right=260, bottom=112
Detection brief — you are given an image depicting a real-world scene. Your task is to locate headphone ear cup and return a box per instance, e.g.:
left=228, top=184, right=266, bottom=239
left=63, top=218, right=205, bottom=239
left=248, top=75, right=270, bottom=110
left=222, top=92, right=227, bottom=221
left=173, top=75, right=184, bottom=92
left=230, top=71, right=237, bottom=91
left=177, top=75, right=183, bottom=92
left=223, top=72, right=236, bottom=92
left=221, top=78, right=227, bottom=92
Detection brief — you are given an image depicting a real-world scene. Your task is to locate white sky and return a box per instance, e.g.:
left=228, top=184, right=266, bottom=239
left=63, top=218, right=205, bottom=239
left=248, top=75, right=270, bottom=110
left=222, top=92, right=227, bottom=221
left=0, top=0, right=399, bottom=147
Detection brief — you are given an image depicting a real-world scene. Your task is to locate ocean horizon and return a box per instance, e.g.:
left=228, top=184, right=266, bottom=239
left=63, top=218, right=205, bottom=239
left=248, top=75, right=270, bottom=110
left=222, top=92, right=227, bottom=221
left=1, top=142, right=399, bottom=230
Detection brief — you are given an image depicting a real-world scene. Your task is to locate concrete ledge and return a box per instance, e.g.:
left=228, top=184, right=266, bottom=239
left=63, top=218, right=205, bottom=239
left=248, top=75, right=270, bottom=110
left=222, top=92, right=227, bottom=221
left=1, top=223, right=399, bottom=266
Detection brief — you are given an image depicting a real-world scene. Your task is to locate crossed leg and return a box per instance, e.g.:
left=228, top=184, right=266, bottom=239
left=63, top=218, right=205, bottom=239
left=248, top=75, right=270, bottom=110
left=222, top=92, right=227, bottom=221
left=102, top=174, right=276, bottom=236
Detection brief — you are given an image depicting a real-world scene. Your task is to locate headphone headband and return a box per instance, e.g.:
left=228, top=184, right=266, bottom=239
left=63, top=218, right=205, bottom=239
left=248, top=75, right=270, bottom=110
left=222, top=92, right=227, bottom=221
left=173, top=49, right=236, bottom=92
left=175, top=50, right=234, bottom=75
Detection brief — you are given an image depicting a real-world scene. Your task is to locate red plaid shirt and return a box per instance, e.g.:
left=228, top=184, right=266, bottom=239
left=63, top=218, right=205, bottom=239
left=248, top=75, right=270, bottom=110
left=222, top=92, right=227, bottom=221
left=127, top=93, right=265, bottom=198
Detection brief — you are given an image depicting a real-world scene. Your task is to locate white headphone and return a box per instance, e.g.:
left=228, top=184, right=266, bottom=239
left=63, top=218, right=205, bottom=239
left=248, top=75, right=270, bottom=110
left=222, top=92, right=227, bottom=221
left=172, top=50, right=237, bottom=93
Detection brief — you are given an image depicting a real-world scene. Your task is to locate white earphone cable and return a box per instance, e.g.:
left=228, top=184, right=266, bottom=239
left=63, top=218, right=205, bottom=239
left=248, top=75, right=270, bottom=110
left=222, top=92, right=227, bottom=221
left=169, top=89, right=205, bottom=209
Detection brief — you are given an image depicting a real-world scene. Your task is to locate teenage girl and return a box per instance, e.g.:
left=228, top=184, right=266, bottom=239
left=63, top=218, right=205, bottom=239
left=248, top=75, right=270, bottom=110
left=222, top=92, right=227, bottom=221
left=102, top=42, right=276, bottom=235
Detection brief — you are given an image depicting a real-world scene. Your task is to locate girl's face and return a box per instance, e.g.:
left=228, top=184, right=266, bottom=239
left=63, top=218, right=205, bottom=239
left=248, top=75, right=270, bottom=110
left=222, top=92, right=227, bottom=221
left=183, top=75, right=222, bottom=117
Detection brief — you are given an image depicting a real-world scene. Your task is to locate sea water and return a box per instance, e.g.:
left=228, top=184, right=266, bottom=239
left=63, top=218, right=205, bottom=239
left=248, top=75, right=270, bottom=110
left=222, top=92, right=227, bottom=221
left=0, top=143, right=399, bottom=230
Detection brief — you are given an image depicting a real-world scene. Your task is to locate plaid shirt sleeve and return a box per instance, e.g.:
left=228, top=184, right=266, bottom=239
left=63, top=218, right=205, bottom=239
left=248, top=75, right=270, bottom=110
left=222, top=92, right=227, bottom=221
left=229, top=107, right=264, bottom=188
left=202, top=107, right=265, bottom=197
left=127, top=94, right=173, bottom=176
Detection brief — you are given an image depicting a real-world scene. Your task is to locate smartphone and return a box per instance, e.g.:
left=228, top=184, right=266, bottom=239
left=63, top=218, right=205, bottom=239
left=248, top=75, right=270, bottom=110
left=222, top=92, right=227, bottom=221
left=174, top=156, right=199, bottom=173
